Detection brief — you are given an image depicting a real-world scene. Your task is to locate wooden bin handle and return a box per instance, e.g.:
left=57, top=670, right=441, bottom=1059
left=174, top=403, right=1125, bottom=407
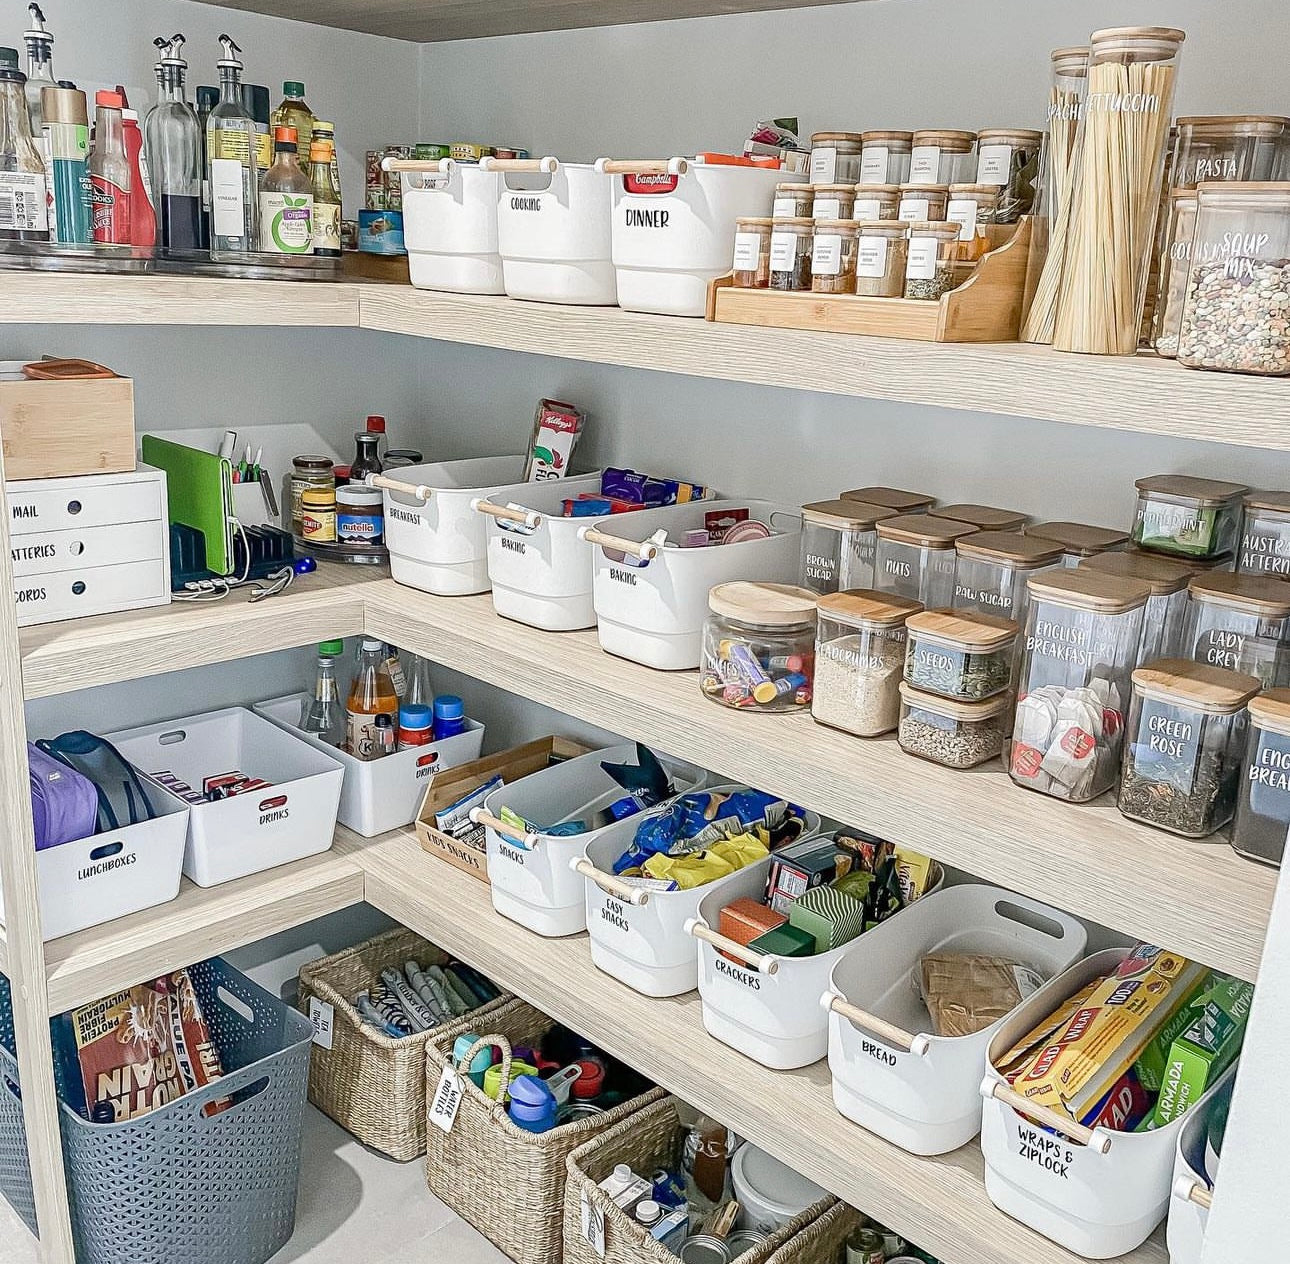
left=577, top=525, right=660, bottom=560
left=469, top=807, right=541, bottom=849
left=570, top=858, right=651, bottom=906
left=820, top=991, right=931, bottom=1057
left=596, top=158, right=689, bottom=176
left=480, top=156, right=560, bottom=174
left=471, top=498, right=543, bottom=529
left=381, top=157, right=452, bottom=175
left=980, top=1078, right=1112, bottom=1155
left=1173, top=1175, right=1213, bottom=1211
left=365, top=473, right=434, bottom=502
left=683, top=919, right=779, bottom=975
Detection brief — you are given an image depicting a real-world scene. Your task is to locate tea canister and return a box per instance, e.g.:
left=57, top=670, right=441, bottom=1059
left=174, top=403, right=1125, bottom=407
left=1026, top=520, right=1130, bottom=568
left=1081, top=549, right=1193, bottom=665
left=1132, top=474, right=1248, bottom=559
left=1118, top=659, right=1260, bottom=838
left=874, top=513, right=975, bottom=608
left=1184, top=571, right=1290, bottom=687
left=701, top=581, right=817, bottom=712
left=903, top=608, right=1019, bottom=702
left=909, top=129, right=977, bottom=186
left=1237, top=490, right=1290, bottom=578
left=897, top=682, right=1009, bottom=769
left=860, top=130, right=913, bottom=184
left=799, top=499, right=899, bottom=595
left=1232, top=688, right=1290, bottom=866
left=933, top=503, right=1028, bottom=533
left=809, top=132, right=864, bottom=185
left=841, top=486, right=936, bottom=513
left=973, top=127, right=1043, bottom=221
left=952, top=531, right=1063, bottom=622
left=851, top=183, right=901, bottom=221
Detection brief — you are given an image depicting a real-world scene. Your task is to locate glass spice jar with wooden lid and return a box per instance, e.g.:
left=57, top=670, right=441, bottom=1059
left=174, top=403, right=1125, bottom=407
left=904, top=608, right=1019, bottom=701
left=897, top=683, right=1009, bottom=769
left=731, top=217, right=774, bottom=288
left=946, top=184, right=1000, bottom=261
left=768, top=218, right=815, bottom=291
left=852, top=183, right=901, bottom=222
left=773, top=182, right=814, bottom=218
left=898, top=183, right=949, bottom=223
left=952, top=531, right=1063, bottom=622
left=874, top=513, right=975, bottom=608
left=1118, top=658, right=1260, bottom=838
left=910, top=130, right=977, bottom=186
left=1026, top=520, right=1130, bottom=568
left=853, top=221, right=909, bottom=297
left=904, top=222, right=960, bottom=300
left=810, top=131, right=864, bottom=185
left=811, top=184, right=856, bottom=222
left=974, top=127, right=1044, bottom=221
left=933, top=503, right=1028, bottom=533
left=1232, top=688, right=1290, bottom=866
left=811, top=219, right=861, bottom=294
left=1237, top=490, right=1290, bottom=578
left=1132, top=474, right=1248, bottom=559
left=1183, top=571, right=1290, bottom=687
left=842, top=486, right=937, bottom=513
left=1080, top=549, right=1193, bottom=665
left=701, top=582, right=818, bottom=712
left=860, top=130, right=913, bottom=184
left=800, top=499, right=899, bottom=595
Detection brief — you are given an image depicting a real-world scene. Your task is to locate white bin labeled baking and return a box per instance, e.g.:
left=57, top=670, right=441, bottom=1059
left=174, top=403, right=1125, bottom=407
left=253, top=693, right=485, bottom=838
left=107, top=706, right=344, bottom=887
left=0, top=777, right=187, bottom=941
left=473, top=742, right=706, bottom=938
left=385, top=156, right=505, bottom=294
left=1166, top=1063, right=1234, bottom=1264
left=601, top=157, right=780, bottom=317
left=576, top=787, right=821, bottom=998
left=979, top=948, right=1229, bottom=1259
left=373, top=455, right=527, bottom=596
left=494, top=158, right=617, bottom=305
left=822, top=885, right=1087, bottom=1156
left=590, top=499, right=802, bottom=670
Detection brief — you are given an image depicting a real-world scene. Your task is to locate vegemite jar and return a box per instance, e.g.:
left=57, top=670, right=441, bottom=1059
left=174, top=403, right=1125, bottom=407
left=1232, top=689, right=1290, bottom=866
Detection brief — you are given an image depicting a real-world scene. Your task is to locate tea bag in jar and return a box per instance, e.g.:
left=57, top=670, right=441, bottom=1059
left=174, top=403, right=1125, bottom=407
left=1041, top=689, right=1104, bottom=799
left=1013, top=689, right=1059, bottom=793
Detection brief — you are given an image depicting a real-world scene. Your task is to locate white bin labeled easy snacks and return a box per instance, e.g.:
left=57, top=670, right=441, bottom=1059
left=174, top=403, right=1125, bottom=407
left=822, top=885, right=1086, bottom=1157
left=601, top=157, right=780, bottom=316
left=472, top=742, right=706, bottom=938
left=493, top=158, right=617, bottom=305
left=385, top=156, right=505, bottom=294
left=253, top=693, right=485, bottom=837
left=590, top=499, right=802, bottom=670
left=1166, top=1064, right=1234, bottom=1264
left=107, top=706, right=344, bottom=887
left=979, top=948, right=1229, bottom=1259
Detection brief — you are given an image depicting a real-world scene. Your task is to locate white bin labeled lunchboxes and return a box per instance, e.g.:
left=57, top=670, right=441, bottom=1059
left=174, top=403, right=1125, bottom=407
left=601, top=157, right=780, bottom=317
left=107, top=706, right=344, bottom=887
left=575, top=787, right=821, bottom=997
left=385, top=156, right=505, bottom=294
left=590, top=499, right=802, bottom=670
left=1166, top=1064, right=1234, bottom=1264
left=253, top=693, right=485, bottom=837
left=979, top=947, right=1229, bottom=1259
left=472, top=742, right=706, bottom=938
left=822, top=885, right=1087, bottom=1156
left=494, top=158, right=617, bottom=305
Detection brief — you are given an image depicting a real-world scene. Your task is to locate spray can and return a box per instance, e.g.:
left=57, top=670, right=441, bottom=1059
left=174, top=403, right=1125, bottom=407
left=40, top=83, right=89, bottom=243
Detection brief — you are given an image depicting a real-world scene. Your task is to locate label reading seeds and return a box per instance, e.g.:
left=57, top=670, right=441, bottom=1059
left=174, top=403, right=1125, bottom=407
left=428, top=1065, right=466, bottom=1134
left=907, top=237, right=937, bottom=280
left=732, top=231, right=761, bottom=271
left=947, top=198, right=979, bottom=240
left=859, top=147, right=889, bottom=182
left=976, top=143, right=1013, bottom=184
left=898, top=197, right=930, bottom=222
left=812, top=233, right=842, bottom=275
left=908, top=145, right=940, bottom=183
left=770, top=231, right=800, bottom=270
left=308, top=997, right=334, bottom=1049
left=810, top=146, right=838, bottom=184
left=813, top=197, right=841, bottom=221
left=856, top=237, right=888, bottom=278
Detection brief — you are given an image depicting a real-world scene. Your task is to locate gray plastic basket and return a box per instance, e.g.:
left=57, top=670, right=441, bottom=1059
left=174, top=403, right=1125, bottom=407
left=0, top=973, right=37, bottom=1234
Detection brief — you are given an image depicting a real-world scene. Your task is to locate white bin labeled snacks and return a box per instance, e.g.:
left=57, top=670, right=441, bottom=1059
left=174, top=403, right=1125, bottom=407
left=253, top=693, right=485, bottom=837
left=823, top=885, right=1086, bottom=1156
left=494, top=158, right=617, bottom=305
left=375, top=455, right=528, bottom=596
left=475, top=742, right=706, bottom=938
left=600, top=157, right=780, bottom=317
left=386, top=157, right=505, bottom=294
left=0, top=777, right=187, bottom=941
left=1166, top=1065, right=1233, bottom=1264
left=979, top=948, right=1226, bottom=1259
left=576, top=787, right=822, bottom=997
left=589, top=499, right=802, bottom=670
left=107, top=706, right=344, bottom=887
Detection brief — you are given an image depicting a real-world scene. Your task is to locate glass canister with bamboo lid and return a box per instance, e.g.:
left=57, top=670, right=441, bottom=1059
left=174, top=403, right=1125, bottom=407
left=909, top=130, right=977, bottom=186
left=1151, top=188, right=1198, bottom=356
left=973, top=128, right=1043, bottom=222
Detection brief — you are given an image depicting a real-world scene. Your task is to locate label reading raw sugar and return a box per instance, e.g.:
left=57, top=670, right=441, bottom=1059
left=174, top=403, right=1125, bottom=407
left=859, top=146, right=889, bottom=182
left=908, top=145, right=940, bottom=183
left=976, top=143, right=1013, bottom=184
left=769, top=230, right=800, bottom=271
left=809, top=146, right=838, bottom=184
left=906, top=236, right=937, bottom=280
left=811, top=233, right=842, bottom=275
left=732, top=231, right=761, bottom=271
left=946, top=198, right=979, bottom=241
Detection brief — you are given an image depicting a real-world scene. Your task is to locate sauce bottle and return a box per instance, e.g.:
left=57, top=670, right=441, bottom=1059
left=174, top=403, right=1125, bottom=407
left=0, top=46, right=49, bottom=241
left=350, top=431, right=383, bottom=483
left=86, top=90, right=130, bottom=245
left=258, top=123, right=312, bottom=253
left=145, top=35, right=203, bottom=253
left=22, top=4, right=54, bottom=187
left=240, top=82, right=271, bottom=174
left=118, top=92, right=157, bottom=248
left=272, top=80, right=313, bottom=175
left=309, top=137, right=341, bottom=256
left=346, top=638, right=398, bottom=760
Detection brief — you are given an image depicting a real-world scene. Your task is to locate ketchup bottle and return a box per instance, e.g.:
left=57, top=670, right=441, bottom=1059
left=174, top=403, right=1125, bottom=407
left=117, top=87, right=156, bottom=247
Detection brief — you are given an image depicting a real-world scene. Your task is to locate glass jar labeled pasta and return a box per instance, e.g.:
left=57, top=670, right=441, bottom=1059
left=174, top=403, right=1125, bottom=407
left=811, top=219, right=860, bottom=293
left=800, top=499, right=899, bottom=595
left=933, top=503, right=1028, bottom=533
left=897, top=183, right=948, bottom=223
left=1177, top=181, right=1290, bottom=376
left=1132, top=474, right=1248, bottom=559
left=811, top=184, right=856, bottom=222
left=813, top=589, right=922, bottom=737
left=773, top=183, right=814, bottom=218
left=953, top=531, right=1064, bottom=622
left=904, top=608, right=1018, bottom=702
left=904, top=222, right=960, bottom=300
left=1237, top=491, right=1290, bottom=578
left=1232, top=689, right=1290, bottom=866
left=701, top=582, right=817, bottom=712
left=1172, top=115, right=1290, bottom=188
left=768, top=218, right=815, bottom=291
left=860, top=131, right=912, bottom=184
left=731, top=217, right=774, bottom=289
left=853, top=221, right=909, bottom=297
left=909, top=130, right=977, bottom=186
left=1184, top=572, right=1290, bottom=687
left=810, top=132, right=864, bottom=185
left=1081, top=549, right=1193, bottom=665
left=842, top=486, right=937, bottom=513
left=945, top=184, right=1000, bottom=261
left=974, top=127, right=1044, bottom=222
left=874, top=513, right=975, bottom=607
left=1026, top=520, right=1130, bottom=568
left=1009, top=569, right=1151, bottom=802
left=1118, top=659, right=1260, bottom=837
left=1151, top=188, right=1199, bottom=356
left=852, top=183, right=901, bottom=221
left=897, top=683, right=1009, bottom=769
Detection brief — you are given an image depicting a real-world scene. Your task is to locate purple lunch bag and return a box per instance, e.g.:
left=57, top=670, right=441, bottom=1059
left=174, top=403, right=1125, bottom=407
left=28, top=742, right=99, bottom=850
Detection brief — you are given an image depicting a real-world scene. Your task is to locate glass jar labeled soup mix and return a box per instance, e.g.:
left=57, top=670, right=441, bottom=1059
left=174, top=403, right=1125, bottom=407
left=812, top=184, right=856, bottom=222
left=813, top=589, right=922, bottom=737
left=842, top=486, right=937, bottom=513
left=853, top=221, right=909, bottom=297
left=946, top=184, right=1000, bottom=261
left=860, top=131, right=913, bottom=184
left=1184, top=571, right=1290, bottom=687
left=1026, top=520, right=1130, bottom=568
left=897, top=183, right=949, bottom=223
left=1232, top=689, right=1290, bottom=866
left=773, top=183, right=814, bottom=218
left=1118, top=659, right=1260, bottom=838
left=852, top=183, right=901, bottom=221
left=1009, top=569, right=1151, bottom=802
left=810, top=132, right=864, bottom=185
left=701, top=582, right=817, bottom=712
left=1238, top=491, right=1290, bottom=578
left=974, top=127, right=1043, bottom=222
left=904, top=608, right=1018, bottom=701
left=904, top=222, right=961, bottom=300
left=731, top=217, right=774, bottom=288
left=909, top=130, right=977, bottom=186
left=933, top=503, right=1028, bottom=533
left=874, top=514, right=975, bottom=608
left=1081, top=549, right=1193, bottom=665
left=1132, top=474, right=1248, bottom=559
left=897, top=682, right=1009, bottom=769
left=811, top=220, right=861, bottom=294
left=953, top=531, right=1063, bottom=622
left=800, top=499, right=899, bottom=595
left=769, top=218, right=815, bottom=291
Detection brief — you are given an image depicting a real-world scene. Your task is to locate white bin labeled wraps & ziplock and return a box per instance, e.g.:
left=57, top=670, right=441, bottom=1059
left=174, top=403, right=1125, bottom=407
left=1166, top=1062, right=1234, bottom=1264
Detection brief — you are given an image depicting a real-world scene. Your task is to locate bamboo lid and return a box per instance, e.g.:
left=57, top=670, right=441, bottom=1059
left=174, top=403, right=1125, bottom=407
left=1090, top=26, right=1186, bottom=54
left=955, top=531, right=1063, bottom=567
left=801, top=498, right=897, bottom=529
left=1243, top=490, right=1290, bottom=514
left=854, top=221, right=909, bottom=235
left=899, top=680, right=1011, bottom=721
left=840, top=486, right=935, bottom=512
left=1249, top=689, right=1290, bottom=737
left=947, top=183, right=1002, bottom=197
left=933, top=504, right=1028, bottom=532
left=774, top=182, right=814, bottom=192
left=1187, top=572, right=1290, bottom=618
left=708, top=581, right=817, bottom=626
left=1126, top=546, right=1233, bottom=574
left=862, top=130, right=913, bottom=145
left=1177, top=115, right=1290, bottom=132
left=772, top=217, right=815, bottom=229
left=817, top=588, right=922, bottom=628
left=900, top=182, right=949, bottom=194
left=1135, top=474, right=1249, bottom=505
left=1081, top=550, right=1192, bottom=596
left=812, top=183, right=858, bottom=195
left=1026, top=521, right=1130, bottom=555
left=974, top=128, right=1043, bottom=146
left=735, top=217, right=775, bottom=228
left=852, top=183, right=902, bottom=195
left=912, top=129, right=976, bottom=149
left=906, top=608, right=1019, bottom=650
left=906, top=221, right=960, bottom=237
left=1026, top=568, right=1151, bottom=613
left=811, top=132, right=863, bottom=144
left=1051, top=46, right=1089, bottom=73
left=1195, top=181, right=1290, bottom=196
left=875, top=513, right=975, bottom=548
left=1131, top=658, right=1262, bottom=714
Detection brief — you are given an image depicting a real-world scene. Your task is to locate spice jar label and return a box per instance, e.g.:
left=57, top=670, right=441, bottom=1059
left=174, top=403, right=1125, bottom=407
left=1239, top=526, right=1290, bottom=577
left=908, top=146, right=941, bottom=184
left=898, top=197, right=931, bottom=222
left=854, top=197, right=883, bottom=219
left=947, top=198, right=980, bottom=241
left=856, top=237, right=888, bottom=279
left=907, top=237, right=938, bottom=280
left=772, top=195, right=797, bottom=217
left=859, top=147, right=889, bottom=182
left=812, top=233, right=843, bottom=275
left=733, top=231, right=761, bottom=271
left=976, top=144, right=1013, bottom=184
left=770, top=231, right=802, bottom=271
left=1129, top=699, right=1202, bottom=791
left=814, top=197, right=842, bottom=221
left=810, top=147, right=839, bottom=184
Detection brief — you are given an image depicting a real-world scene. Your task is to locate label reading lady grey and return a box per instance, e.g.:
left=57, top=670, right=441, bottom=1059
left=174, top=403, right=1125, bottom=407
left=809, top=147, right=838, bottom=184
left=898, top=197, right=930, bottom=222
left=1132, top=699, right=1201, bottom=791
left=811, top=233, right=842, bottom=275
left=859, top=147, right=889, bottom=182
left=1239, top=525, right=1290, bottom=577
left=1196, top=629, right=1285, bottom=687
left=855, top=237, right=888, bottom=278
left=732, top=231, right=761, bottom=271
left=769, top=230, right=802, bottom=271
left=908, top=145, right=940, bottom=184
left=976, top=144, right=1014, bottom=184
left=946, top=198, right=979, bottom=241
left=813, top=197, right=842, bottom=221
left=906, top=237, right=937, bottom=280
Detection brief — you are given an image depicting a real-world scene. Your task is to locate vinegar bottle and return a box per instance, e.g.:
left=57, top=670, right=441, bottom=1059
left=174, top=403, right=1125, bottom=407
left=347, top=639, right=398, bottom=760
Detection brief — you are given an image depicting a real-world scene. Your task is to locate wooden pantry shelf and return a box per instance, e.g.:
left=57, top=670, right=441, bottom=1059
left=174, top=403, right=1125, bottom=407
left=358, top=830, right=1167, bottom=1264
left=363, top=580, right=1274, bottom=980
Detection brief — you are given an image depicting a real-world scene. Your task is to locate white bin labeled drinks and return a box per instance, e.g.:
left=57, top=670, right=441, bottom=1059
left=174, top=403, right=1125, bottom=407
left=1166, top=1063, right=1233, bottom=1264
left=474, top=742, right=706, bottom=938
left=576, top=788, right=821, bottom=998
left=589, top=499, right=802, bottom=670
left=601, top=157, right=780, bottom=317
left=822, top=885, right=1086, bottom=1156
left=979, top=948, right=1229, bottom=1259
left=107, top=706, right=344, bottom=887
left=253, top=693, right=485, bottom=837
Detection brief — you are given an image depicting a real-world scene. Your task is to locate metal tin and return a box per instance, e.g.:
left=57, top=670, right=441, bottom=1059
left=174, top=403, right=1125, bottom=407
left=416, top=143, right=450, bottom=161
left=725, top=1229, right=770, bottom=1256
left=451, top=141, right=484, bottom=162
left=556, top=1101, right=605, bottom=1125
left=364, top=184, right=386, bottom=212
left=679, top=1235, right=732, bottom=1264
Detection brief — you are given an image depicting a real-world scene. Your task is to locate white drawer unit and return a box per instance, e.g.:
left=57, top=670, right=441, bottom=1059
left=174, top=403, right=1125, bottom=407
left=10, top=520, right=164, bottom=578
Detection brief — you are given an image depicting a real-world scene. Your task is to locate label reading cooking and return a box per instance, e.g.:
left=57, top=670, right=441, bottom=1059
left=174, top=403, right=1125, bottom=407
left=858, top=147, right=888, bottom=182
left=946, top=198, right=979, bottom=241
left=809, top=146, right=838, bottom=184
left=1131, top=698, right=1201, bottom=791
left=1013, top=1118, right=1076, bottom=1179
left=976, top=143, right=1014, bottom=184
left=769, top=230, right=802, bottom=271
left=855, top=237, right=888, bottom=278
left=813, top=197, right=842, bottom=221
left=908, top=145, right=940, bottom=184
left=898, top=197, right=930, bottom=223
left=732, top=231, right=762, bottom=272
left=0, top=171, right=49, bottom=232
left=811, top=232, right=843, bottom=276
left=906, top=237, right=938, bottom=280
left=1239, top=527, right=1290, bottom=576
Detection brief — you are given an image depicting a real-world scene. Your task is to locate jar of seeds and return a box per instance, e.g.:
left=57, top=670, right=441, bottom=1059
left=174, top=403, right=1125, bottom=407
left=946, top=184, right=1001, bottom=261
left=874, top=513, right=975, bottom=607
left=898, top=184, right=949, bottom=223
left=904, top=222, right=960, bottom=300
left=1132, top=474, right=1248, bottom=559
left=769, top=218, right=815, bottom=291
left=1237, top=490, right=1290, bottom=578
left=897, top=682, right=1009, bottom=769
left=904, top=608, right=1018, bottom=701
left=1118, top=659, right=1260, bottom=838
left=1026, top=520, right=1130, bottom=568
left=731, top=217, right=774, bottom=288
left=953, top=531, right=1064, bottom=622
left=910, top=130, right=977, bottom=186
left=1184, top=571, right=1290, bottom=687
left=1178, top=182, right=1290, bottom=376
left=800, top=499, right=899, bottom=594
left=773, top=183, right=814, bottom=218
left=933, top=503, right=1029, bottom=533
left=853, top=221, right=909, bottom=297
left=1081, top=549, right=1193, bottom=665
left=812, top=184, right=856, bottom=222
left=814, top=590, right=923, bottom=737
left=974, top=127, right=1043, bottom=222
left=860, top=131, right=913, bottom=184
left=842, top=486, right=937, bottom=513
left=810, top=132, right=864, bottom=185
left=852, top=183, right=901, bottom=221
left=811, top=220, right=861, bottom=293
left=1232, top=688, right=1290, bottom=866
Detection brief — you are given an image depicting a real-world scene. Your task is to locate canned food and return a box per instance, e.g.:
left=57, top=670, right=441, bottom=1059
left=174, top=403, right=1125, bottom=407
left=358, top=209, right=405, bottom=255
left=845, top=1227, right=885, bottom=1264
left=494, top=147, right=520, bottom=160
left=416, top=142, right=450, bottom=161
left=364, top=184, right=386, bottom=212
left=451, top=141, right=484, bottom=162
left=365, top=148, right=384, bottom=187
left=556, top=1101, right=605, bottom=1124
left=678, top=1235, right=731, bottom=1264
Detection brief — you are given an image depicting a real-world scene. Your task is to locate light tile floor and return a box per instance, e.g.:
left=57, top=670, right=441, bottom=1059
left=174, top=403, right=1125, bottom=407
left=0, top=1107, right=508, bottom=1264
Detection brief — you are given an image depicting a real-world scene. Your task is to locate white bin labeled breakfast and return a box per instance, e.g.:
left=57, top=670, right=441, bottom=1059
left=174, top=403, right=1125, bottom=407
left=107, top=706, right=344, bottom=887
left=472, top=742, right=706, bottom=937
left=576, top=786, right=821, bottom=997
left=822, top=884, right=1086, bottom=1157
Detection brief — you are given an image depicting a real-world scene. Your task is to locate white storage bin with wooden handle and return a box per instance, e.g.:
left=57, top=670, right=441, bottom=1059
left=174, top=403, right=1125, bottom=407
left=599, top=156, right=781, bottom=317
left=1166, top=1062, right=1234, bottom=1264
left=823, top=884, right=1086, bottom=1156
